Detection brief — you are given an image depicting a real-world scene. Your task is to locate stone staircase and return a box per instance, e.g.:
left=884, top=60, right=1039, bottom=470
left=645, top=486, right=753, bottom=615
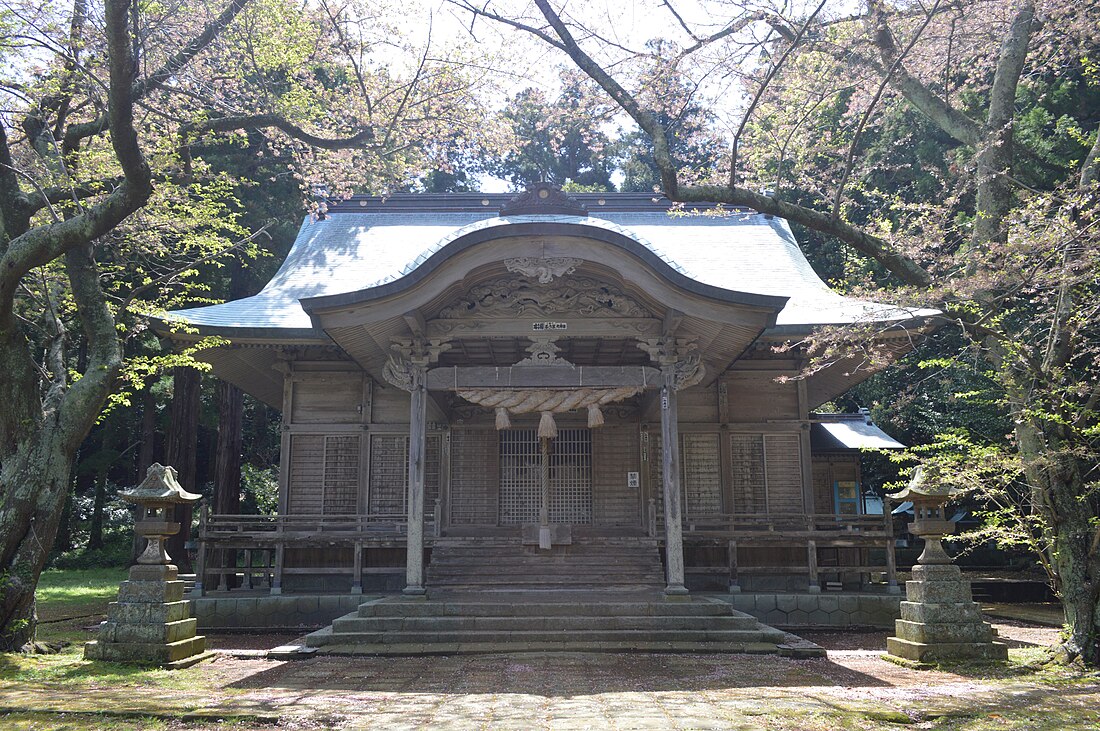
left=303, top=594, right=822, bottom=656
left=424, top=537, right=667, bottom=593
left=301, top=537, right=823, bottom=657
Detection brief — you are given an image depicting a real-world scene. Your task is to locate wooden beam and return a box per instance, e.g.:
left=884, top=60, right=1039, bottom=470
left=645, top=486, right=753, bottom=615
left=425, top=317, right=662, bottom=339
left=402, top=310, right=427, bottom=337
left=425, top=365, right=662, bottom=391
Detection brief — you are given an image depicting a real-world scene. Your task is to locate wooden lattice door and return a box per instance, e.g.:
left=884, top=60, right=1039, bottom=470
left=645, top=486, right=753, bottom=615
left=498, top=428, right=592, bottom=525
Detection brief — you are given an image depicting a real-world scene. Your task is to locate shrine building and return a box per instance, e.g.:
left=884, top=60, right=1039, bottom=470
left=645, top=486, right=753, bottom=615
left=163, top=185, right=929, bottom=615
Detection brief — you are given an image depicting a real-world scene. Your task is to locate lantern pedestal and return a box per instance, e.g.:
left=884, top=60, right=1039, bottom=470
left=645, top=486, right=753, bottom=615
left=85, top=464, right=209, bottom=668
left=886, top=563, right=1007, bottom=664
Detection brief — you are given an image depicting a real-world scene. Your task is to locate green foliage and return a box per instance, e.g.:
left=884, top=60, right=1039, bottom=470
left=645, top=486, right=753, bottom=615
left=487, top=70, right=617, bottom=191
left=240, top=464, right=279, bottom=515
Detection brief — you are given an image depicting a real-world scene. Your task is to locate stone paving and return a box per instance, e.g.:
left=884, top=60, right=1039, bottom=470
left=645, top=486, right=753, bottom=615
left=2, top=622, right=1099, bottom=729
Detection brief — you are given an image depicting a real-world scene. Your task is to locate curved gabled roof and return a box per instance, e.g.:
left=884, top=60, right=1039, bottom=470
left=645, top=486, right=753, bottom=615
left=165, top=201, right=936, bottom=336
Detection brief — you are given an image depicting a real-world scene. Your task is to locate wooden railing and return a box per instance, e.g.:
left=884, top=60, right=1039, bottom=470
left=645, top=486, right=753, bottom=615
left=682, top=512, right=891, bottom=537
left=679, top=511, right=897, bottom=593
left=195, top=504, right=897, bottom=596
left=194, top=503, right=441, bottom=596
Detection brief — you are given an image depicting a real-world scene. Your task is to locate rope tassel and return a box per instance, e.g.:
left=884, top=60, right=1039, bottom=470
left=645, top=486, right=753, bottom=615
left=538, top=411, right=558, bottom=439
left=587, top=404, right=604, bottom=428
left=495, top=407, right=511, bottom=430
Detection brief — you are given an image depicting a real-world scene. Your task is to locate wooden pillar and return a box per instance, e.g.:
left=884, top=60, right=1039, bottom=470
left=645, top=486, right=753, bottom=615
left=807, top=539, right=821, bottom=593
left=352, top=542, right=364, bottom=595
left=404, top=373, right=428, bottom=596
left=660, top=370, right=688, bottom=596
left=727, top=539, right=740, bottom=593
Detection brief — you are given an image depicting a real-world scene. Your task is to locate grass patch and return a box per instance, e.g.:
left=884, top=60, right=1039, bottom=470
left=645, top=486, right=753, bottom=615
left=35, top=568, right=127, bottom=622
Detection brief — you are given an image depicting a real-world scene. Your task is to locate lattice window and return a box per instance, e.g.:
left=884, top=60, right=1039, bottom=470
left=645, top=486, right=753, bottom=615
left=550, top=428, right=592, bottom=524
left=369, top=434, right=406, bottom=516
left=499, top=430, right=541, bottom=524
left=498, top=429, right=592, bottom=524
left=323, top=435, right=360, bottom=515
left=368, top=434, right=441, bottom=517
left=730, top=434, right=767, bottom=512
left=682, top=433, right=722, bottom=516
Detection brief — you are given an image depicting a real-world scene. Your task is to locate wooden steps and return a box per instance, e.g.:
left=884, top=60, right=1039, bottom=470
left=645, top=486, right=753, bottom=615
left=425, top=537, right=666, bottom=593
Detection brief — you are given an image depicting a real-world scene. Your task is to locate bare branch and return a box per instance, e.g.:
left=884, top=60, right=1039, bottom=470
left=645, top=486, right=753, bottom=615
left=832, top=0, right=942, bottom=218
left=730, top=0, right=827, bottom=188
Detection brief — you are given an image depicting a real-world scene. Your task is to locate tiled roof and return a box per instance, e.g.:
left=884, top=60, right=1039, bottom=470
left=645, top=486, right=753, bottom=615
left=165, top=207, right=937, bottom=333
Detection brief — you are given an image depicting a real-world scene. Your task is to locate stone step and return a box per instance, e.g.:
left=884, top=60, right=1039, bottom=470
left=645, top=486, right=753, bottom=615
left=307, top=627, right=786, bottom=647
left=358, top=600, right=737, bottom=618
left=333, top=614, right=762, bottom=633
left=305, top=636, right=812, bottom=657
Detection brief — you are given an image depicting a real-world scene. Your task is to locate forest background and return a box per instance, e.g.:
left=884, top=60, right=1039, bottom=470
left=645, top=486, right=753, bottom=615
left=0, top=0, right=1097, bottom=664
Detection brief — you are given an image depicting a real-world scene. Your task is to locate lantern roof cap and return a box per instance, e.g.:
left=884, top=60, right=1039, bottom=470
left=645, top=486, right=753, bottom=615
left=888, top=466, right=958, bottom=502
left=120, top=463, right=202, bottom=505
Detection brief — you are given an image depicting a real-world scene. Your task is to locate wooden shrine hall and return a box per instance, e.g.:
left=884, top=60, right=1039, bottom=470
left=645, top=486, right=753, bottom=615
left=163, top=185, right=931, bottom=602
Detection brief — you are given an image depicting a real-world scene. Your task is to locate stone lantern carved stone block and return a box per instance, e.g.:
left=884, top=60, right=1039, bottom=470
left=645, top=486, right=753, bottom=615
left=84, top=463, right=209, bottom=668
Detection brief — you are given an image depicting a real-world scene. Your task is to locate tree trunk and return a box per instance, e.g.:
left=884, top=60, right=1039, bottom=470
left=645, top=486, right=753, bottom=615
left=0, top=440, right=77, bottom=651
left=165, top=366, right=200, bottom=572
left=131, top=385, right=159, bottom=564
left=87, top=467, right=108, bottom=551
left=137, top=385, right=158, bottom=480
left=213, top=380, right=243, bottom=588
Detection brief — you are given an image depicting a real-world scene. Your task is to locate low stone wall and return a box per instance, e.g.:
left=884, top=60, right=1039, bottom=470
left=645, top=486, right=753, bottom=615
left=190, top=595, right=366, bottom=631
left=191, top=591, right=903, bottom=631
left=717, top=593, right=902, bottom=628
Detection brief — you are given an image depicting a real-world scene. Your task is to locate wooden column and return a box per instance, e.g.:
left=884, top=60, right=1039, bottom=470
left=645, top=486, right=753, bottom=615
left=807, top=539, right=821, bottom=593
left=660, top=368, right=688, bottom=596
left=404, top=371, right=428, bottom=596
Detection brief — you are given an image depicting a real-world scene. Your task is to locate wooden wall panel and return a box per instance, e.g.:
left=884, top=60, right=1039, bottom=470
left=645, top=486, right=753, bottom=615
left=812, top=462, right=833, bottom=514
left=370, top=387, right=410, bottom=423
left=811, top=455, right=859, bottom=514
left=677, top=387, right=720, bottom=423
left=764, top=434, right=804, bottom=513
left=291, top=374, right=363, bottom=423
left=449, top=427, right=499, bottom=525
left=592, top=425, right=641, bottom=526
left=724, top=374, right=800, bottom=421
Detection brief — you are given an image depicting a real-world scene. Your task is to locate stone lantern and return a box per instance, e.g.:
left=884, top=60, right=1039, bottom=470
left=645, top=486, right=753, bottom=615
left=85, top=464, right=209, bottom=667
left=885, top=467, right=1007, bottom=664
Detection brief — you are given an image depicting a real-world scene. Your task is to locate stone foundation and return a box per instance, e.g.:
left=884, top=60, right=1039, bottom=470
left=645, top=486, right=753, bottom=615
left=720, top=592, right=902, bottom=628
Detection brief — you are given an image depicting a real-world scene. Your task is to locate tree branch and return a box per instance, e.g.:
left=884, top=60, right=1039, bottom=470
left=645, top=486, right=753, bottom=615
left=62, top=0, right=255, bottom=150
left=865, top=0, right=982, bottom=147
left=730, top=0, right=827, bottom=188
left=833, top=0, right=942, bottom=218
left=0, top=0, right=152, bottom=320
left=180, top=114, right=374, bottom=153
